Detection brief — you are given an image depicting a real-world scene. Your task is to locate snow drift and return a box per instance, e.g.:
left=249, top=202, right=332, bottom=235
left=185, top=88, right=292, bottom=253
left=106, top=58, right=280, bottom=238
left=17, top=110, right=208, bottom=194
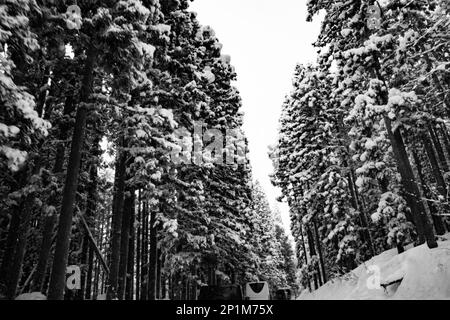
left=15, top=292, right=47, bottom=300
left=299, top=235, right=450, bottom=300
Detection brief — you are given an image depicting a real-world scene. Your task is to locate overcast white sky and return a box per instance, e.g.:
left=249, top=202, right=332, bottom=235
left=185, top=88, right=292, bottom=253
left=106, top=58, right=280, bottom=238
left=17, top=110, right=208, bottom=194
left=190, top=0, right=323, bottom=233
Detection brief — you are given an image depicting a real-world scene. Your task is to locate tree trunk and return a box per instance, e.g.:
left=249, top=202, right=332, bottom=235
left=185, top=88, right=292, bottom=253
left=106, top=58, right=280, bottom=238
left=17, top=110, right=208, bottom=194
left=47, top=45, right=97, bottom=300
left=135, top=190, right=141, bottom=301
left=439, top=123, right=450, bottom=160
left=118, top=189, right=134, bottom=300
left=31, top=212, right=56, bottom=293
left=78, top=235, right=89, bottom=300
left=169, top=274, right=173, bottom=300
left=148, top=208, right=158, bottom=300
left=35, top=66, right=51, bottom=118
left=0, top=208, right=21, bottom=292
left=162, top=275, right=167, bottom=300
left=299, top=223, right=311, bottom=291
left=423, top=135, right=447, bottom=197
left=140, top=200, right=149, bottom=300
left=126, top=195, right=136, bottom=300
left=5, top=196, right=34, bottom=299
left=429, top=126, right=449, bottom=173
left=412, top=148, right=444, bottom=236
left=93, top=258, right=100, bottom=299
left=107, top=141, right=127, bottom=300
left=384, top=116, right=437, bottom=248
left=83, top=143, right=100, bottom=300
left=32, top=94, right=77, bottom=293
left=348, top=170, right=375, bottom=257
left=371, top=53, right=437, bottom=248
left=418, top=138, right=447, bottom=235
left=313, top=218, right=327, bottom=284
left=85, top=245, right=94, bottom=300
left=53, top=95, right=76, bottom=174
left=156, top=250, right=162, bottom=299
left=306, top=225, right=319, bottom=290
left=77, top=153, right=100, bottom=300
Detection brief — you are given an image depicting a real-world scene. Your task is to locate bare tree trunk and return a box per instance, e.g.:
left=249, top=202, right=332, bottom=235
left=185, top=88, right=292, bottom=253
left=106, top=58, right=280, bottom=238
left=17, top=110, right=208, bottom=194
left=107, top=141, right=127, bottom=300
left=53, top=96, right=76, bottom=174
left=162, top=275, right=167, bottom=300
left=6, top=196, right=34, bottom=299
left=76, top=235, right=89, bottom=300
left=169, top=274, right=173, bottom=300
left=429, top=126, right=449, bottom=173
left=35, top=66, right=51, bottom=117
left=84, top=245, right=94, bottom=300
left=439, top=123, right=450, bottom=160
left=84, top=143, right=100, bottom=300
left=92, top=258, right=100, bottom=299
left=313, top=218, right=327, bottom=284
left=299, top=223, right=311, bottom=291
left=148, top=208, right=158, bottom=300
left=32, top=212, right=56, bottom=293
left=47, top=45, right=97, bottom=300
left=422, top=135, right=447, bottom=197
left=32, top=95, right=77, bottom=293
left=126, top=195, right=136, bottom=300
left=118, top=188, right=134, bottom=300
left=78, top=154, right=100, bottom=300
left=156, top=249, right=162, bottom=299
left=135, top=190, right=141, bottom=300
left=0, top=207, right=21, bottom=292
left=140, top=200, right=149, bottom=300
left=417, top=140, right=447, bottom=235
left=306, top=225, right=320, bottom=289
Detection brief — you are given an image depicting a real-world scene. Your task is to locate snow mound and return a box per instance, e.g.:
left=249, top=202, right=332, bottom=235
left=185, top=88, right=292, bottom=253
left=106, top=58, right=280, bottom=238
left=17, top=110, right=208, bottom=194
left=97, top=293, right=107, bottom=300
left=299, top=237, right=450, bottom=300
left=15, top=292, right=47, bottom=300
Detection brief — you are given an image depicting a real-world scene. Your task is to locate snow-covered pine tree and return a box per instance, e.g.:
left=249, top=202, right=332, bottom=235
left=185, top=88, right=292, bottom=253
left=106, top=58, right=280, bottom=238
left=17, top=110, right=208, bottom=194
left=273, top=0, right=450, bottom=293
left=250, top=181, right=287, bottom=291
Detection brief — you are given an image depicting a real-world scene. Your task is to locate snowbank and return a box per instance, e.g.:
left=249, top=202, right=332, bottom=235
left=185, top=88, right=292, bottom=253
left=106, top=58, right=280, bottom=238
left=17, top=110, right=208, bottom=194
left=299, top=236, right=450, bottom=300
left=15, top=292, right=47, bottom=300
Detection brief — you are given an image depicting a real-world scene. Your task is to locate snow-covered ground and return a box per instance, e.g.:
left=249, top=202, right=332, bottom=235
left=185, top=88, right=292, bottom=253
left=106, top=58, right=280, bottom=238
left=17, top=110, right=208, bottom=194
left=15, top=292, right=47, bottom=300
left=299, top=234, right=450, bottom=300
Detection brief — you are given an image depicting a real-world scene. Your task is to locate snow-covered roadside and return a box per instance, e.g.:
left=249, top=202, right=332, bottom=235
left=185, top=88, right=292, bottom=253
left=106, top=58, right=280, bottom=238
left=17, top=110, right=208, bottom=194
left=299, top=235, right=450, bottom=300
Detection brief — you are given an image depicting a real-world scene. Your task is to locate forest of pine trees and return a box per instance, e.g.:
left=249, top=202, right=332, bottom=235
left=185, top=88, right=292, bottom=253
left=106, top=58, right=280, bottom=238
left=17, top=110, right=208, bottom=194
left=1, top=0, right=449, bottom=302
left=271, top=0, right=450, bottom=290
left=0, top=0, right=297, bottom=300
